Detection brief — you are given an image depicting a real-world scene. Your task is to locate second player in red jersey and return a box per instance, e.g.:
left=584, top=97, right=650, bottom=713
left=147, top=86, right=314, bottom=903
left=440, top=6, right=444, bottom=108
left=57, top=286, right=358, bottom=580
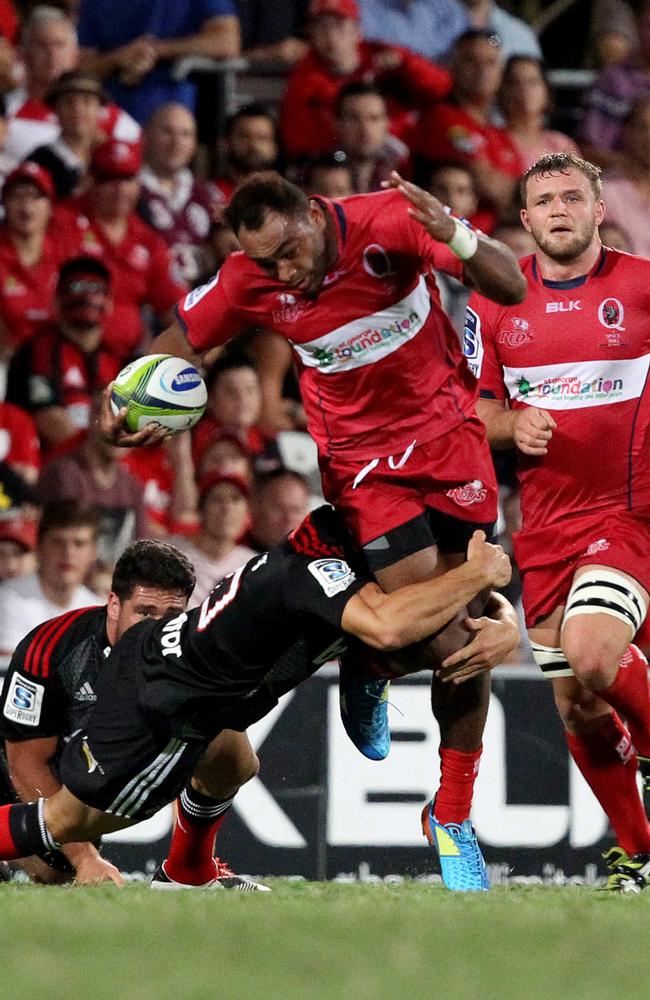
left=473, top=152, right=650, bottom=890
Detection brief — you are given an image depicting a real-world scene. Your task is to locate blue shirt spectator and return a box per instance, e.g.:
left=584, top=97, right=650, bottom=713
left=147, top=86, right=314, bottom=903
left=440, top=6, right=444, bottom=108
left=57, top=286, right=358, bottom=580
left=358, top=0, right=469, bottom=62
left=77, top=0, right=240, bottom=124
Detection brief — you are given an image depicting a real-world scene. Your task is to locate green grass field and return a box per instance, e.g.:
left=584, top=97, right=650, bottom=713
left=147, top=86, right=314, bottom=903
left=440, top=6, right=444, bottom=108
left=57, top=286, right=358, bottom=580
left=1, top=881, right=648, bottom=1000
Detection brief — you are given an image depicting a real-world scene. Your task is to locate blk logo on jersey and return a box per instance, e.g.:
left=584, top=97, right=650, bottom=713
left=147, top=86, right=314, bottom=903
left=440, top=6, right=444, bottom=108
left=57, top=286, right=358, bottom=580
left=496, top=317, right=532, bottom=349
left=546, top=301, right=581, bottom=313
left=308, top=558, right=356, bottom=597
left=3, top=674, right=44, bottom=727
left=598, top=298, right=625, bottom=332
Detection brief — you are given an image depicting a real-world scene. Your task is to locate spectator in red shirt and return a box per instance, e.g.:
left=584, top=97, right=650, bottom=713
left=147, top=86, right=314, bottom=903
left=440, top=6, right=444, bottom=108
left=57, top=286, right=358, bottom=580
left=413, top=29, right=522, bottom=224
left=6, top=255, right=121, bottom=453
left=122, top=431, right=199, bottom=537
left=0, top=162, right=63, bottom=360
left=213, top=104, right=279, bottom=206
left=333, top=82, right=410, bottom=193
left=279, top=0, right=451, bottom=161
left=54, top=139, right=188, bottom=361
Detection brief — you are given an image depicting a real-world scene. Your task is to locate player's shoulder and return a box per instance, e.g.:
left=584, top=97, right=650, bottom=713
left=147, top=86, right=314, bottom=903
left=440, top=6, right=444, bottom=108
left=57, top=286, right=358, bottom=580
left=12, top=605, right=106, bottom=681
left=602, top=246, right=650, bottom=274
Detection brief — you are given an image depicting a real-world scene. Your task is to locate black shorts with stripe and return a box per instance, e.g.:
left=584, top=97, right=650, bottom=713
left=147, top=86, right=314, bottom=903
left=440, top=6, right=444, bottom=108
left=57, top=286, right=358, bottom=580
left=58, top=628, right=208, bottom=821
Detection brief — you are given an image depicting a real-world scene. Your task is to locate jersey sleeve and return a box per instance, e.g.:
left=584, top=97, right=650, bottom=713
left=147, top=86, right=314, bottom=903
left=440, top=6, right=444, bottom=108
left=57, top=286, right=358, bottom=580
left=465, top=291, right=506, bottom=399
left=0, top=631, right=64, bottom=740
left=282, top=550, right=369, bottom=629
left=174, top=257, right=250, bottom=352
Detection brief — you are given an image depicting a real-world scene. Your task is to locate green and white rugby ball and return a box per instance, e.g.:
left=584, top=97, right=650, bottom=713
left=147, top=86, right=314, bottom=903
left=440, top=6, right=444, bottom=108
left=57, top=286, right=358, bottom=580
left=110, top=354, right=207, bottom=433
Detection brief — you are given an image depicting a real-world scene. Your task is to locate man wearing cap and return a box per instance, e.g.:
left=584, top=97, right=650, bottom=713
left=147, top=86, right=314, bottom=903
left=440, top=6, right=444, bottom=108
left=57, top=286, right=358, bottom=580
left=4, top=7, right=140, bottom=163
left=6, top=255, right=121, bottom=453
left=0, top=516, right=36, bottom=583
left=171, top=471, right=255, bottom=608
left=54, top=139, right=188, bottom=362
left=279, top=0, right=451, bottom=161
left=0, top=162, right=64, bottom=356
left=27, top=71, right=107, bottom=200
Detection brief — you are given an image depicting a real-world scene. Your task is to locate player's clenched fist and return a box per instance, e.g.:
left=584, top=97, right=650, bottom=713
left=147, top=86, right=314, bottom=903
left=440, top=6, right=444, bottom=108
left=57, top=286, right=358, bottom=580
left=466, top=530, right=511, bottom=588
left=513, top=407, right=556, bottom=455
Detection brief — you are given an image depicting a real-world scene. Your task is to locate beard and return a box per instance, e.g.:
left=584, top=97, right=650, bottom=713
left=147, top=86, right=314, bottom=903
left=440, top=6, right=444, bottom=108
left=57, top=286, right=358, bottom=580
left=533, top=220, right=597, bottom=262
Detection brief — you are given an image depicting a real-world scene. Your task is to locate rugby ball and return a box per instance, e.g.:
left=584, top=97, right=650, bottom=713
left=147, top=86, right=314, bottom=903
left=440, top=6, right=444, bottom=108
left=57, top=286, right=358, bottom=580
left=110, top=354, right=207, bottom=433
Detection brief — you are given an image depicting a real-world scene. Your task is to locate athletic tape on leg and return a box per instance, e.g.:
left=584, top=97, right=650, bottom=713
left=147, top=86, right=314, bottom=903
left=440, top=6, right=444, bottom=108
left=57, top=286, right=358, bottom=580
left=562, top=569, right=646, bottom=635
left=530, top=642, right=573, bottom=679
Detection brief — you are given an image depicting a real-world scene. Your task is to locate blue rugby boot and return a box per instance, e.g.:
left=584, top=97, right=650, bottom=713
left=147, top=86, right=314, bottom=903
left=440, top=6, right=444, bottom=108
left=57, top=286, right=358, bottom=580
left=421, top=800, right=489, bottom=891
left=339, top=670, right=390, bottom=761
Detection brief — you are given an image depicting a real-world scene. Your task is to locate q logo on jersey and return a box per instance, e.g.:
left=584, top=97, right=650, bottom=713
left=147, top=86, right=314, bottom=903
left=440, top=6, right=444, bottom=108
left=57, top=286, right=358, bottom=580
left=598, top=297, right=625, bottom=332
left=308, top=558, right=356, bottom=597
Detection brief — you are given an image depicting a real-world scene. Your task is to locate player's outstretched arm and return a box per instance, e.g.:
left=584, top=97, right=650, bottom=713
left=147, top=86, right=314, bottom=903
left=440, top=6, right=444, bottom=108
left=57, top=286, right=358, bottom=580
left=385, top=172, right=526, bottom=305
left=436, top=591, right=520, bottom=684
left=341, top=531, right=511, bottom=649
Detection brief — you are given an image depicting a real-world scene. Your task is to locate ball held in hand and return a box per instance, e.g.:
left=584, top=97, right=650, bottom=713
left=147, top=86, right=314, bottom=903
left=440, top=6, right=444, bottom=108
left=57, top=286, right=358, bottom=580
left=110, top=354, right=207, bottom=433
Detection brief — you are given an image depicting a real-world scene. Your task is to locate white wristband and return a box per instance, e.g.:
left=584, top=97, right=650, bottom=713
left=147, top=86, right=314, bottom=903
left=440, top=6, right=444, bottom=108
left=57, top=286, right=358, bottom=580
left=446, top=218, right=479, bottom=261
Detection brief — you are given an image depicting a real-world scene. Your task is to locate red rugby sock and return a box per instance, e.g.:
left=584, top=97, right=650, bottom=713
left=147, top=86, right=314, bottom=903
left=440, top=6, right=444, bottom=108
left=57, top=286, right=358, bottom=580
left=163, top=786, right=233, bottom=886
left=433, top=746, right=482, bottom=826
left=601, top=645, right=650, bottom=757
left=566, top=713, right=650, bottom=856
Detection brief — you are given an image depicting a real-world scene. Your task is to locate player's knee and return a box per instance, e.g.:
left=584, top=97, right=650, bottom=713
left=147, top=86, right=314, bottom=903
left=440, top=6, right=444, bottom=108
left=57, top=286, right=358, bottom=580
left=562, top=640, right=618, bottom=689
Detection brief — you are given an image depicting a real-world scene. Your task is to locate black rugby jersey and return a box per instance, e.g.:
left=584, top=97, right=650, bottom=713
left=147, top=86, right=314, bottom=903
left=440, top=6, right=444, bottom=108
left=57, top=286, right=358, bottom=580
left=0, top=605, right=108, bottom=744
left=131, top=506, right=369, bottom=740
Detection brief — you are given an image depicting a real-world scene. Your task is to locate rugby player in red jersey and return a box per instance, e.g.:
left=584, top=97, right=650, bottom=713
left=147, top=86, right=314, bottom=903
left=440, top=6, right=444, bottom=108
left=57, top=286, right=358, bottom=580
left=102, top=172, right=525, bottom=890
left=471, top=152, right=650, bottom=892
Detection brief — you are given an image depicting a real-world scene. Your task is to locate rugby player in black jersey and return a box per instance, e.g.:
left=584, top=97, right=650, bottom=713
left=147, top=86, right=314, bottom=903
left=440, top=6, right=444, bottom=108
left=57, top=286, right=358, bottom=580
left=0, top=539, right=263, bottom=888
left=0, top=505, right=514, bottom=888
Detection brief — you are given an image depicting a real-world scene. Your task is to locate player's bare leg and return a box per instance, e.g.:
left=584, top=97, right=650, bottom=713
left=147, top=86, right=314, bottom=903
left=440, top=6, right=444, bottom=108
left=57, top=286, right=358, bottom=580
left=152, top=730, right=270, bottom=892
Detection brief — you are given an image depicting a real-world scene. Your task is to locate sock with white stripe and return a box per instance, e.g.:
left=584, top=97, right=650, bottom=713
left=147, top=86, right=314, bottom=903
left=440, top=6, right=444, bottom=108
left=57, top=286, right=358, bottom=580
left=164, top=784, right=233, bottom=886
left=0, top=799, right=59, bottom=860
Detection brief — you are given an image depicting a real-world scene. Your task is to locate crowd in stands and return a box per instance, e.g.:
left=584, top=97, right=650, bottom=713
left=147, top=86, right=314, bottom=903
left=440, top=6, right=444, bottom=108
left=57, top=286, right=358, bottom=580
left=1, top=0, right=649, bottom=665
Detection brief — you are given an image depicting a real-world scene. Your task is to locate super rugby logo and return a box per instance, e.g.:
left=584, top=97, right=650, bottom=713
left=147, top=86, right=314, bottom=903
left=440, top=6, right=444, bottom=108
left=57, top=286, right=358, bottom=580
left=445, top=479, right=488, bottom=506
left=463, top=307, right=484, bottom=377
left=308, top=558, right=356, bottom=597
left=598, top=298, right=625, bottom=332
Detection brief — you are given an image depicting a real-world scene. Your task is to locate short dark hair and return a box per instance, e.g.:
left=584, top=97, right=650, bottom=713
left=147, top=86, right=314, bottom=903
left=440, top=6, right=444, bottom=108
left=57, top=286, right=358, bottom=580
left=111, top=539, right=196, bottom=601
left=56, top=256, right=111, bottom=294
left=38, top=501, right=101, bottom=543
left=205, top=350, right=257, bottom=392
left=336, top=81, right=386, bottom=117
left=253, top=468, right=310, bottom=498
left=520, top=152, right=602, bottom=204
left=225, top=102, right=276, bottom=138
left=225, top=172, right=309, bottom=235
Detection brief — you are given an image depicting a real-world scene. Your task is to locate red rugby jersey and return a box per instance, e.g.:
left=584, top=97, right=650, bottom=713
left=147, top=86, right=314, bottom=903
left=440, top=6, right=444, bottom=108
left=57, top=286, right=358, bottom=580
left=176, top=189, right=478, bottom=461
left=0, top=230, right=64, bottom=348
left=471, top=249, right=650, bottom=528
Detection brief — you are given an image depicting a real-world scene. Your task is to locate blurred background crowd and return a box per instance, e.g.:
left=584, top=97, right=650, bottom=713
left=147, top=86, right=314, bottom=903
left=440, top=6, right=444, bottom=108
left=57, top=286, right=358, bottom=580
left=0, top=0, right=647, bottom=666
